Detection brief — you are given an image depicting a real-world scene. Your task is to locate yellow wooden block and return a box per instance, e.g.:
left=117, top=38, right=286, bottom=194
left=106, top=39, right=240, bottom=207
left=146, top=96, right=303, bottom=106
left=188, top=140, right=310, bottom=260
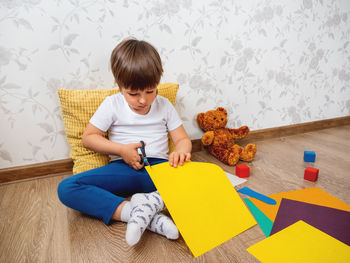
left=146, top=161, right=256, bottom=257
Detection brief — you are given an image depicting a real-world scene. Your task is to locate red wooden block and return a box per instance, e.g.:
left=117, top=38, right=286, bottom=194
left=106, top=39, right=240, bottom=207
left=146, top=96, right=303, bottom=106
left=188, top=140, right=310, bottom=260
left=304, top=167, right=319, bottom=182
left=236, top=164, right=250, bottom=178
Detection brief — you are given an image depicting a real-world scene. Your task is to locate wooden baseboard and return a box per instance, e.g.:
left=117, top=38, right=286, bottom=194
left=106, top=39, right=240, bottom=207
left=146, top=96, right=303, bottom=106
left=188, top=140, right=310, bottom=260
left=241, top=115, right=350, bottom=142
left=1, top=116, right=349, bottom=184
left=0, top=159, right=74, bottom=184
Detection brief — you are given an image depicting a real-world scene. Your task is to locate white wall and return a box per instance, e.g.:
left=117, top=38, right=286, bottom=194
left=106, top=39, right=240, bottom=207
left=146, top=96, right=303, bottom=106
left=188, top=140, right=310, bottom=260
left=0, top=0, right=349, bottom=168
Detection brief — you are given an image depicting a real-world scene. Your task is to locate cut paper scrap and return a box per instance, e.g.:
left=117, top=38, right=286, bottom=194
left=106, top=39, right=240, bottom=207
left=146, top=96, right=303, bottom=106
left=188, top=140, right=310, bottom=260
left=271, top=198, right=350, bottom=246
left=244, top=198, right=273, bottom=237
left=146, top=162, right=256, bottom=257
left=238, top=187, right=277, bottom=205
left=249, top=187, right=350, bottom=222
left=247, top=220, right=350, bottom=263
left=224, top=171, right=247, bottom=187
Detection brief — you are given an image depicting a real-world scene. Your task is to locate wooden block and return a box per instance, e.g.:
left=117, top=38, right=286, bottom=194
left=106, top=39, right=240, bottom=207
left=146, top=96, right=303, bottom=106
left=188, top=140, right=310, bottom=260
left=304, top=151, right=316, bottom=162
left=304, top=167, right=319, bottom=182
left=236, top=164, right=250, bottom=178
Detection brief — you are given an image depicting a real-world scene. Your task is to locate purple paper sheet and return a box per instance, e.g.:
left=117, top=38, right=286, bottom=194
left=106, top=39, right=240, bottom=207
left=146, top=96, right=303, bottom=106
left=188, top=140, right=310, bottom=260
left=271, top=198, right=350, bottom=246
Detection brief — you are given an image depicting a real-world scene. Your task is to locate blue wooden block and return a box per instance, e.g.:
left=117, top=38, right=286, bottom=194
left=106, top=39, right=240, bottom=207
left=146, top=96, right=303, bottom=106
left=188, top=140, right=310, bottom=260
left=304, top=151, right=316, bottom=162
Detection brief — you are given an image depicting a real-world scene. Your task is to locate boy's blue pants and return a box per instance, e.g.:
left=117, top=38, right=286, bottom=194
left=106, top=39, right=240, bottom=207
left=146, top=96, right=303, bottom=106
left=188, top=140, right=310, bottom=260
left=57, top=158, right=167, bottom=225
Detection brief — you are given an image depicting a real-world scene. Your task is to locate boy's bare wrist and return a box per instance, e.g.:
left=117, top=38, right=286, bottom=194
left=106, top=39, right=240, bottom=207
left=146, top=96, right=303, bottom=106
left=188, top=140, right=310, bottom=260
left=115, top=142, right=125, bottom=157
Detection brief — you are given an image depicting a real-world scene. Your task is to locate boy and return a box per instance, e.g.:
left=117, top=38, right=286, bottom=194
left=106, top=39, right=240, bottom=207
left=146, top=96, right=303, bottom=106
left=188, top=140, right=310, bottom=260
left=58, top=39, right=192, bottom=246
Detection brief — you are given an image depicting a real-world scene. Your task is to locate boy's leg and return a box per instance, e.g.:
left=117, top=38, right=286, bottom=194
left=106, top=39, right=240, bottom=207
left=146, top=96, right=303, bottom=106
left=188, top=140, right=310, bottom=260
left=58, top=158, right=178, bottom=245
left=57, top=158, right=166, bottom=225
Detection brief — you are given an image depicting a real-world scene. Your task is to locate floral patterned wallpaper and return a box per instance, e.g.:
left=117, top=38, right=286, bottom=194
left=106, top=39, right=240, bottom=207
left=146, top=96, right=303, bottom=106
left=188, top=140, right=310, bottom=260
left=0, top=0, right=349, bottom=168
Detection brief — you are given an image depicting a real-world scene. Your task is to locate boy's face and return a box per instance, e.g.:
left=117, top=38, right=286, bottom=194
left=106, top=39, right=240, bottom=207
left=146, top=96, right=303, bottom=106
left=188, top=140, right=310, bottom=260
left=121, top=86, right=157, bottom=115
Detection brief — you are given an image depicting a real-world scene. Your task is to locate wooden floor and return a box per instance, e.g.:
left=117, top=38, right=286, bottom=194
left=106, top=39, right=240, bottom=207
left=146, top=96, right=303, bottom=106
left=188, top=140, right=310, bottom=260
left=1, top=125, right=349, bottom=263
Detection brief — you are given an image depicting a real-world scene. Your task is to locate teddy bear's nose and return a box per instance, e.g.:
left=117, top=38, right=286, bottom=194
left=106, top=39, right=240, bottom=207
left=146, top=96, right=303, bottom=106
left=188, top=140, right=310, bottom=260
left=221, top=118, right=224, bottom=121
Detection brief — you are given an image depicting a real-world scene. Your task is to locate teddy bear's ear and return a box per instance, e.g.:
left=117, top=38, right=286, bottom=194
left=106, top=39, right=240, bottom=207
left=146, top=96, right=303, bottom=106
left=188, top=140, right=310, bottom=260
left=196, top=113, right=205, bottom=128
left=216, top=107, right=227, bottom=116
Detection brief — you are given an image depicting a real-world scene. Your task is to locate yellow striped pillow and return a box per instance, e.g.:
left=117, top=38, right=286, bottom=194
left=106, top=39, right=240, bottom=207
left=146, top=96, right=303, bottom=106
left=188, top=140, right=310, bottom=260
left=58, top=83, right=179, bottom=174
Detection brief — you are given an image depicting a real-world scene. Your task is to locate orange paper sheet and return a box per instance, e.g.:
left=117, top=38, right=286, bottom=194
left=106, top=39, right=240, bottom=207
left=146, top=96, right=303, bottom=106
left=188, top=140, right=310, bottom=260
left=146, top=162, right=256, bottom=257
left=249, top=187, right=350, bottom=222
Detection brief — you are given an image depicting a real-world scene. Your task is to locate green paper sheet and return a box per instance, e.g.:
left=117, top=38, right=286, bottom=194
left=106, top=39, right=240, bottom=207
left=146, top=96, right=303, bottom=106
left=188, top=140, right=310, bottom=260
left=244, top=198, right=273, bottom=237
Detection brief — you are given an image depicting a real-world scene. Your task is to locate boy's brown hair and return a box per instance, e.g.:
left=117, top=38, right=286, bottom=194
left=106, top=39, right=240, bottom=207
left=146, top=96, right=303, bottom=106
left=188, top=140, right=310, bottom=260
left=110, top=38, right=163, bottom=91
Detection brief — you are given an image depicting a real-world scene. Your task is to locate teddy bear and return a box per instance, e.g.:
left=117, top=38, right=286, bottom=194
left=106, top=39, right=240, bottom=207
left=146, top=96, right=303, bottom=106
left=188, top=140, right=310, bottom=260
left=196, top=107, right=257, bottom=166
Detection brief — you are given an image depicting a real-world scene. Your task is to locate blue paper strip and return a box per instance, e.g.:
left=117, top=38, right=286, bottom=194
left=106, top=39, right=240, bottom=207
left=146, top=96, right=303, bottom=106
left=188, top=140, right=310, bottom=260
left=238, top=187, right=277, bottom=205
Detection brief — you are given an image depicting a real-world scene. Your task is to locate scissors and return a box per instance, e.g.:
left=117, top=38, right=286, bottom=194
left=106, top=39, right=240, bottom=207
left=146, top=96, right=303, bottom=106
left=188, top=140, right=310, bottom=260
left=139, top=140, right=151, bottom=167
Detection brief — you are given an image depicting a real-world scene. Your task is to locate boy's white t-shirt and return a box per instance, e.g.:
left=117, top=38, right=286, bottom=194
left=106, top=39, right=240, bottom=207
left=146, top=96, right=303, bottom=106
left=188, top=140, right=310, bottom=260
left=89, top=92, right=182, bottom=161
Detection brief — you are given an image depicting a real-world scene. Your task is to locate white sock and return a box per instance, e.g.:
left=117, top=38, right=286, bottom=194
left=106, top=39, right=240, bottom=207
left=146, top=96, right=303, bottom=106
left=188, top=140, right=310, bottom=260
left=120, top=201, right=131, bottom=223
left=147, top=213, right=179, bottom=240
left=126, top=191, right=164, bottom=246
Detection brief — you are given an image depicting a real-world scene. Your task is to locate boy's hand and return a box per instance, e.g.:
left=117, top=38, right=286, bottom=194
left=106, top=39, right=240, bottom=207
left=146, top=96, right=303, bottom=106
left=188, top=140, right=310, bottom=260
left=169, top=152, right=191, bottom=168
left=120, top=142, right=144, bottom=170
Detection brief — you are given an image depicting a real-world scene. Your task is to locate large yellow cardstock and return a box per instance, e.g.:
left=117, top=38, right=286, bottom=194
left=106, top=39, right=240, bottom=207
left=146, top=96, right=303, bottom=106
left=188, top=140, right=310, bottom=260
left=247, top=220, right=350, bottom=263
left=146, top=162, right=256, bottom=257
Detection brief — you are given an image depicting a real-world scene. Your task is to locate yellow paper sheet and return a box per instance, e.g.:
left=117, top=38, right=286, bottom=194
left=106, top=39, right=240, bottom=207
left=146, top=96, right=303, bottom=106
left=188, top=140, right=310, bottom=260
left=247, top=220, right=350, bottom=263
left=249, top=187, right=350, bottom=222
left=146, top=162, right=256, bottom=257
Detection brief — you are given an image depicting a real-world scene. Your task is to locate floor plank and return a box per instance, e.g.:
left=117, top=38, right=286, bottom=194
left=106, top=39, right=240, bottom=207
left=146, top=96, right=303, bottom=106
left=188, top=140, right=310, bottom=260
left=0, top=175, right=71, bottom=263
left=1, top=125, right=349, bottom=262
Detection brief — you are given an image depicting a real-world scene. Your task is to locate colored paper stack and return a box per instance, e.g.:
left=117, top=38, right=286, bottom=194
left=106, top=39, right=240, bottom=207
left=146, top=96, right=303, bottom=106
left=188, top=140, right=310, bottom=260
left=244, top=187, right=350, bottom=262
